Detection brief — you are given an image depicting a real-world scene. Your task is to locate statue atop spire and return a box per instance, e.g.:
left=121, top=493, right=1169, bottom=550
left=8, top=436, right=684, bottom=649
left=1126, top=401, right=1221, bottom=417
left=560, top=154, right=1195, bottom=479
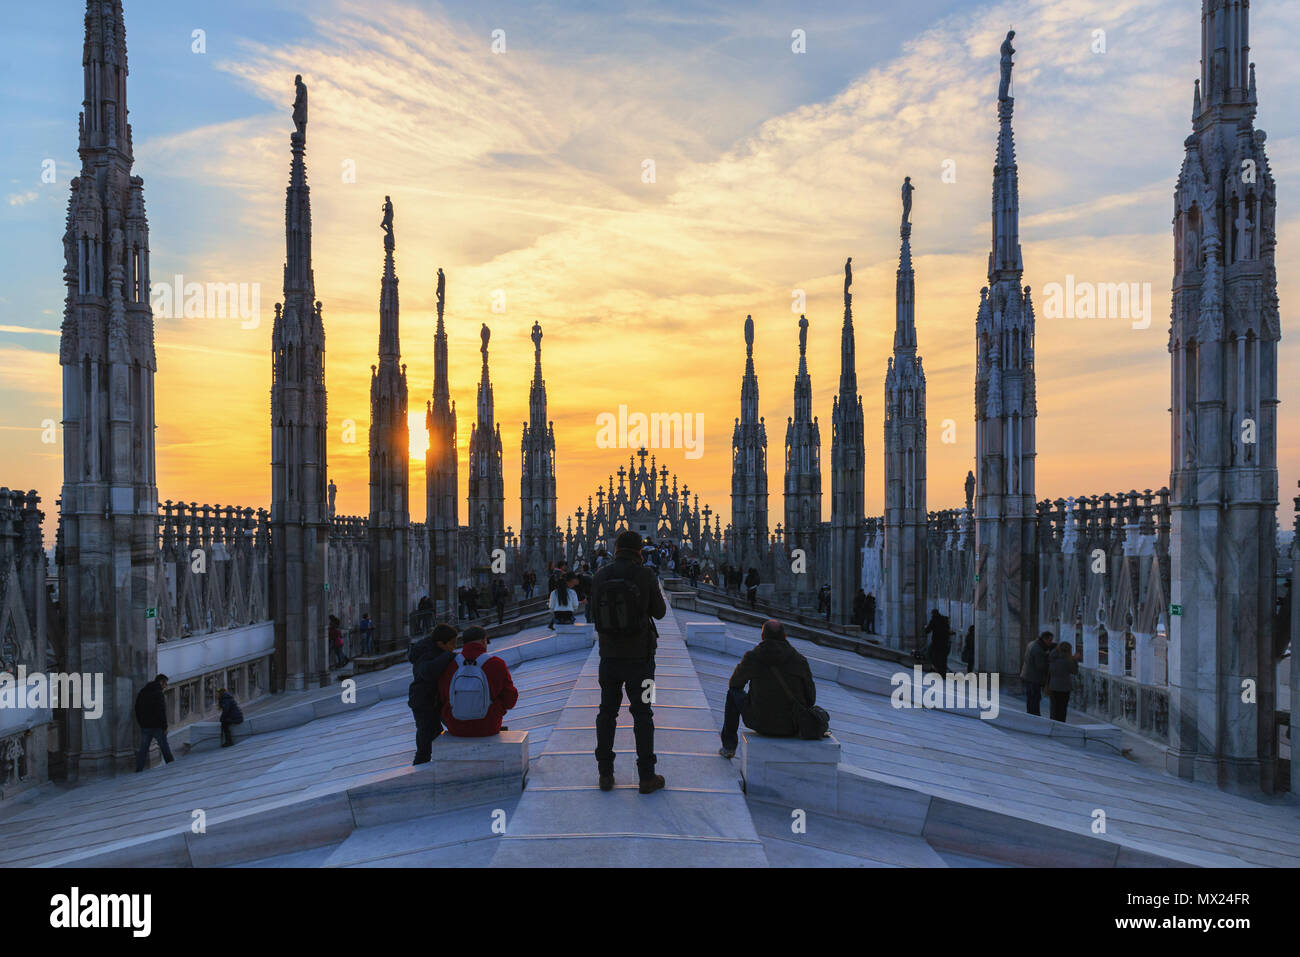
left=532, top=320, right=543, bottom=353
left=380, top=195, right=394, bottom=253
left=480, top=322, right=491, bottom=361
left=998, top=30, right=1016, bottom=101
left=844, top=257, right=853, bottom=300
left=798, top=314, right=808, bottom=357
left=292, top=74, right=308, bottom=141
left=436, top=267, right=445, bottom=320
left=744, top=314, right=754, bottom=356
left=901, top=175, right=913, bottom=228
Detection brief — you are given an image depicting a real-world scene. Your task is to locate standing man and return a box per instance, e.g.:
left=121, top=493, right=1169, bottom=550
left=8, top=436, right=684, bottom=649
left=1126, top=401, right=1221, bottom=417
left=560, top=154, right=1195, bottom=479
left=864, top=592, right=877, bottom=634
left=409, top=623, right=458, bottom=763
left=590, top=530, right=667, bottom=794
left=134, top=674, right=173, bottom=772
left=1020, top=631, right=1055, bottom=716
left=359, top=613, right=375, bottom=655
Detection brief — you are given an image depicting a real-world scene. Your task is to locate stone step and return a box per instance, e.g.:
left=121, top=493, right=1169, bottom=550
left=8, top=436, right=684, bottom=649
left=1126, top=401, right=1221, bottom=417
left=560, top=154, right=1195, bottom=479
left=490, top=601, right=768, bottom=867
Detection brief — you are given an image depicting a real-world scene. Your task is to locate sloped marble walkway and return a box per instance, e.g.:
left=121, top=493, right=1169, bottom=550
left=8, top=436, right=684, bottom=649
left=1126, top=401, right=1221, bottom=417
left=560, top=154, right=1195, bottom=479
left=490, top=606, right=770, bottom=866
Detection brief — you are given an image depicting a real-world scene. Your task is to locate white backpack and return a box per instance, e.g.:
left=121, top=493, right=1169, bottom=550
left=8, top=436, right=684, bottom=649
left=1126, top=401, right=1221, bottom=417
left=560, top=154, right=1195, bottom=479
left=448, top=652, right=493, bottom=721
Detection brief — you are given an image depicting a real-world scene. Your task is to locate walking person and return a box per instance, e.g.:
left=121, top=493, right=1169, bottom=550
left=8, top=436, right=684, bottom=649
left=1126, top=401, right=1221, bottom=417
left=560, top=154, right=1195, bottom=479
left=864, top=592, right=877, bottom=634
left=134, top=674, right=174, bottom=772
left=217, top=687, right=244, bottom=748
left=359, top=612, right=375, bottom=655
left=923, top=608, right=952, bottom=677
left=492, top=578, right=508, bottom=625
left=409, top=623, right=458, bottom=763
left=1020, top=631, right=1055, bottom=716
left=745, top=567, right=760, bottom=608
left=590, top=530, right=667, bottom=794
left=1048, top=640, right=1082, bottom=722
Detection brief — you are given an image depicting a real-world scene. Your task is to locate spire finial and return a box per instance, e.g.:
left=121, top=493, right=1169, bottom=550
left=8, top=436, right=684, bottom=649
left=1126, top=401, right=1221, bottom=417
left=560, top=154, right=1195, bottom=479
left=436, top=267, right=445, bottom=320
left=901, top=175, right=913, bottom=229
left=998, top=29, right=1016, bottom=102
left=380, top=196, right=394, bottom=253
left=293, top=74, right=308, bottom=142
left=798, top=314, right=808, bottom=356
left=744, top=315, right=754, bottom=356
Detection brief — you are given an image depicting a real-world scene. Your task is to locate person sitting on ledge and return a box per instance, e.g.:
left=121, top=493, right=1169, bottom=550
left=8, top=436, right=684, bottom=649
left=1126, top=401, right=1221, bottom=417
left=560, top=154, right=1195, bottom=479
left=719, top=619, right=816, bottom=759
left=437, top=625, right=518, bottom=737
left=409, top=623, right=459, bottom=763
left=217, top=687, right=244, bottom=748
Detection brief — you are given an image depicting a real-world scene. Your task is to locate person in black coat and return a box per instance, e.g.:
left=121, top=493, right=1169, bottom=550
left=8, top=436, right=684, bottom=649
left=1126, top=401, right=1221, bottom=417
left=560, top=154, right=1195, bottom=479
left=923, top=609, right=952, bottom=677
left=962, top=624, right=976, bottom=672
left=853, top=589, right=868, bottom=631
left=217, top=688, right=244, bottom=748
left=409, top=623, right=459, bottom=764
left=864, top=592, right=877, bottom=634
left=744, top=567, right=760, bottom=608
left=590, top=530, right=667, bottom=794
left=134, top=674, right=174, bottom=772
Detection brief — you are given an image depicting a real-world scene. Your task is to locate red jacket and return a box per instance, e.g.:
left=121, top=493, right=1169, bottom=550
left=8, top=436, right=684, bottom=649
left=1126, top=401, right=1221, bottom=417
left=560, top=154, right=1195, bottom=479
left=438, top=641, right=518, bottom=736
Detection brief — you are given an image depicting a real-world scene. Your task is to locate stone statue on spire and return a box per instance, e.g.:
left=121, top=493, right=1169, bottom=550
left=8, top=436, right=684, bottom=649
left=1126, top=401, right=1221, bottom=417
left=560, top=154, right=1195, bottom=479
left=436, top=267, right=445, bottom=318
left=901, top=176, right=914, bottom=228
left=480, top=322, right=491, bottom=360
left=998, top=30, right=1016, bottom=101
left=744, top=314, right=754, bottom=355
left=844, top=257, right=853, bottom=299
left=292, top=74, right=308, bottom=140
left=532, top=320, right=542, bottom=351
left=380, top=196, right=394, bottom=252
left=798, top=314, right=808, bottom=355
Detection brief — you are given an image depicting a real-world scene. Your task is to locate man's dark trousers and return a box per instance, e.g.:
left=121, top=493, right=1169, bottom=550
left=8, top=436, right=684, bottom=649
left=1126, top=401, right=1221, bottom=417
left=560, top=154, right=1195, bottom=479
left=412, top=709, right=442, bottom=765
left=719, top=687, right=753, bottom=753
left=595, top=657, right=656, bottom=779
left=135, top=728, right=174, bottom=772
left=1024, top=681, right=1043, bottom=716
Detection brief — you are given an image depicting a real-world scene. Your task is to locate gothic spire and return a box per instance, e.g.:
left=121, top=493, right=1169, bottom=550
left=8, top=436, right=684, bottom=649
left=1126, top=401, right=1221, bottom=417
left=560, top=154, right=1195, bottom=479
left=528, top=321, right=546, bottom=431
left=432, top=267, right=450, bottom=410
left=1198, top=0, right=1252, bottom=120
left=838, top=257, right=858, bottom=396
left=895, top=177, right=917, bottom=354
left=990, top=30, right=1023, bottom=283
left=378, top=196, right=399, bottom=362
left=80, top=0, right=131, bottom=158
left=740, top=315, right=759, bottom=424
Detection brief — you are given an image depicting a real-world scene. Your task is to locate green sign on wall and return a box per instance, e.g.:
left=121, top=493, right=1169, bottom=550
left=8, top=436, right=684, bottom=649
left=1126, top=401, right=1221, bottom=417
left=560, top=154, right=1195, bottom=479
left=1169, top=603, right=1183, bottom=617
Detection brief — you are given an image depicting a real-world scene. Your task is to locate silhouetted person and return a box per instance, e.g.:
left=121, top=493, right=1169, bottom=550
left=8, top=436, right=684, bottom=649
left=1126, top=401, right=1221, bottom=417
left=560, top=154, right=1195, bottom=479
left=864, top=592, right=876, bottom=634
left=591, top=530, right=667, bottom=794
left=409, top=623, right=458, bottom=763
left=853, top=589, right=867, bottom=631
left=923, top=608, right=951, bottom=677
left=1021, top=631, right=1055, bottom=716
left=1048, top=640, right=1082, bottom=722
left=962, top=624, right=976, bottom=672
left=719, top=620, right=816, bottom=758
left=217, top=687, right=244, bottom=748
left=134, top=674, right=173, bottom=772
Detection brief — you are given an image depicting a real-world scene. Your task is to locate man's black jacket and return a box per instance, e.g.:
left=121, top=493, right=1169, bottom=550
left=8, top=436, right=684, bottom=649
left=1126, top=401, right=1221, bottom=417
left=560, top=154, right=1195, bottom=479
left=590, top=548, right=666, bottom=660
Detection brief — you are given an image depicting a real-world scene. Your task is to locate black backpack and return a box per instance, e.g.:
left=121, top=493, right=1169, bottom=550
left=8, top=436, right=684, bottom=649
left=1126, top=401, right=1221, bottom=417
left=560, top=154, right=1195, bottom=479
left=593, top=572, right=642, bottom=645
left=767, top=664, right=830, bottom=740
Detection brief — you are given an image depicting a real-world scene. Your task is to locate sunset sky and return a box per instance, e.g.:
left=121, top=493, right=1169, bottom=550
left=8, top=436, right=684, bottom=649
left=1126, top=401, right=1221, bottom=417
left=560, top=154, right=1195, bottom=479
left=2, top=0, right=1298, bottom=543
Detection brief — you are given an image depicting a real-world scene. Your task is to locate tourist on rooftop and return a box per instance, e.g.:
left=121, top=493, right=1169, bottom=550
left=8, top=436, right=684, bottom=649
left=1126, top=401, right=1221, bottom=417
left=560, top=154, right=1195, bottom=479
left=745, top=567, right=760, bottom=608
left=359, top=613, right=375, bottom=655
left=409, top=623, right=458, bottom=763
left=1020, top=631, right=1056, bottom=716
left=591, top=529, right=667, bottom=794
left=550, top=573, right=581, bottom=625
left=133, top=673, right=174, bottom=772
left=719, top=620, right=820, bottom=759
left=1048, top=640, right=1083, bottom=722
left=864, top=592, right=877, bottom=634
left=217, top=688, right=244, bottom=748
left=923, top=608, right=952, bottom=677
left=438, top=625, right=518, bottom=737
left=962, top=625, right=975, bottom=672
left=491, top=577, right=509, bottom=625
left=853, top=589, right=867, bottom=630
left=329, top=614, right=348, bottom=669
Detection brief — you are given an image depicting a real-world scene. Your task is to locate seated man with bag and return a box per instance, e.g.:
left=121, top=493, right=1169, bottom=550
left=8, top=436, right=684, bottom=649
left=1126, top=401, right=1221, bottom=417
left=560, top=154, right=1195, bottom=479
left=719, top=619, right=826, bottom=758
left=437, top=625, right=519, bottom=737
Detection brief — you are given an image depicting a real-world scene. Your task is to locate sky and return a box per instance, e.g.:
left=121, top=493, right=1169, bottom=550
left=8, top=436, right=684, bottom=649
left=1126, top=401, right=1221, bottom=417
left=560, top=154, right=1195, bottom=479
left=1, top=0, right=1298, bottom=544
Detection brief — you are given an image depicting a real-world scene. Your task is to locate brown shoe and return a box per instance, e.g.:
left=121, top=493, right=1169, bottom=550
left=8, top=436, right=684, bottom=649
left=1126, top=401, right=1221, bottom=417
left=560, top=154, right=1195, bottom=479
left=598, top=773, right=614, bottom=791
left=638, top=774, right=666, bottom=795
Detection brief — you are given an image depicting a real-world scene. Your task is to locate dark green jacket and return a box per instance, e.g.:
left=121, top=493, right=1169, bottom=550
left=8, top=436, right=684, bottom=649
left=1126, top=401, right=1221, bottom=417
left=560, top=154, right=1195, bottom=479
left=729, top=636, right=816, bottom=737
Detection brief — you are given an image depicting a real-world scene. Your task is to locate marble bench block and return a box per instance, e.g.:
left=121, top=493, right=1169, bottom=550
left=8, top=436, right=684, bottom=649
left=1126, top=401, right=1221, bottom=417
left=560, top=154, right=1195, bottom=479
left=922, top=797, right=1119, bottom=868
left=428, top=730, right=529, bottom=813
left=835, top=764, right=932, bottom=835
left=988, top=708, right=1054, bottom=736
left=47, top=830, right=192, bottom=868
left=374, top=673, right=410, bottom=700
left=187, top=720, right=251, bottom=751
left=805, top=656, right=839, bottom=682
left=723, top=635, right=759, bottom=659
left=1047, top=720, right=1087, bottom=747
left=834, top=665, right=895, bottom=696
left=312, top=684, right=382, bottom=720
left=684, top=622, right=729, bottom=652
left=740, top=732, right=841, bottom=816
left=186, top=792, right=357, bottom=867
left=246, top=700, right=316, bottom=734
left=554, top=623, right=596, bottom=648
